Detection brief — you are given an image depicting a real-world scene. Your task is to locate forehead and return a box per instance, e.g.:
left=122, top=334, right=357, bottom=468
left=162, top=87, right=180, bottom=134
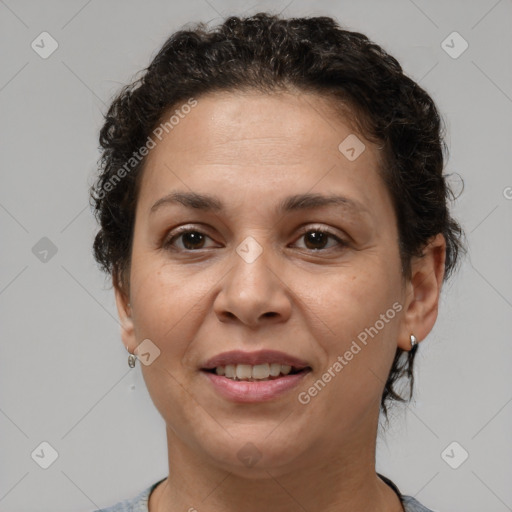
left=137, top=90, right=385, bottom=211
left=144, top=90, right=371, bottom=163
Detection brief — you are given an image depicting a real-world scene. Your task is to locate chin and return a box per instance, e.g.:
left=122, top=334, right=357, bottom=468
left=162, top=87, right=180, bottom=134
left=199, top=429, right=307, bottom=477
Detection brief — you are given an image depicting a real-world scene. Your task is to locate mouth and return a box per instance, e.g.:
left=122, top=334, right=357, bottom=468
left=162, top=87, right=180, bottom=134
left=201, top=363, right=311, bottom=381
left=200, top=350, right=312, bottom=402
left=200, top=349, right=312, bottom=380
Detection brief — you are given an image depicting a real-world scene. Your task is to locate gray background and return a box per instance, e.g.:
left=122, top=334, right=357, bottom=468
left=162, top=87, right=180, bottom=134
left=1, top=0, right=511, bottom=511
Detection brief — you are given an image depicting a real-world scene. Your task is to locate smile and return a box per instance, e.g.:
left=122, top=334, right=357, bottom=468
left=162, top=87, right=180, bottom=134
left=207, top=363, right=303, bottom=381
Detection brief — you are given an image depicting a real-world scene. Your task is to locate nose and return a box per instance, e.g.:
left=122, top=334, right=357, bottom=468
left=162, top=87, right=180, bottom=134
left=213, top=240, right=292, bottom=328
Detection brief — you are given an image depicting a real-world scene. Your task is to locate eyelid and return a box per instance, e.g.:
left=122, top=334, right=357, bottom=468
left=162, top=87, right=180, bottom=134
left=295, top=223, right=345, bottom=238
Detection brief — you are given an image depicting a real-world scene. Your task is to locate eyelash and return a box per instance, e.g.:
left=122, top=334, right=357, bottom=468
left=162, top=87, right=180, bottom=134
left=163, top=225, right=348, bottom=252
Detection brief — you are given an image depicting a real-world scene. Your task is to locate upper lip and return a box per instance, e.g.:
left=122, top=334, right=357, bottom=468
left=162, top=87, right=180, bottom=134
left=201, top=350, right=310, bottom=370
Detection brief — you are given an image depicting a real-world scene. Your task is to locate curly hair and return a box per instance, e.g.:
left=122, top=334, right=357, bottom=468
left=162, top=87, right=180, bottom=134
left=89, top=12, right=466, bottom=417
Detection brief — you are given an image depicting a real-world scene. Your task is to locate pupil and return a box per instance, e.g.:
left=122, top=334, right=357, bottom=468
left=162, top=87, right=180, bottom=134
left=183, top=232, right=204, bottom=249
left=305, top=231, right=326, bottom=250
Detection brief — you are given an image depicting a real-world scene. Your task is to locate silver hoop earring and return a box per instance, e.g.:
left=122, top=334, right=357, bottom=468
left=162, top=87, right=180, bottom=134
left=128, top=353, right=137, bottom=368
left=410, top=334, right=417, bottom=349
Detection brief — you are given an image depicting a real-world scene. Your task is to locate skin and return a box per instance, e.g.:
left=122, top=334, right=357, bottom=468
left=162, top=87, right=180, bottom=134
left=114, top=90, right=446, bottom=512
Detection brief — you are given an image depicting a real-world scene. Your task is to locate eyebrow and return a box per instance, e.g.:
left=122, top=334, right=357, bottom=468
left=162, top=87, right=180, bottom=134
left=149, top=191, right=368, bottom=217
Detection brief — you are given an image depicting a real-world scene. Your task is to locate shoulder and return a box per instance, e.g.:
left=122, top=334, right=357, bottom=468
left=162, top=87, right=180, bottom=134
left=378, top=473, right=438, bottom=512
left=402, top=494, right=439, bottom=512
left=93, top=479, right=164, bottom=512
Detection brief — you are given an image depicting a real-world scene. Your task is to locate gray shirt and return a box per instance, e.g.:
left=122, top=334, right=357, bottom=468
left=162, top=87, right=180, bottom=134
left=94, top=476, right=437, bottom=512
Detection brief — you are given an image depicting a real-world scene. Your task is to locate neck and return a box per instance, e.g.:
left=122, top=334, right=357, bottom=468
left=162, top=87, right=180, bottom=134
left=149, top=423, right=403, bottom=512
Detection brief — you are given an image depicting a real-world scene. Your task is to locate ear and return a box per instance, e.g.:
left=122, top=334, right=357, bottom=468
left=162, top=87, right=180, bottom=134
left=397, top=233, right=446, bottom=351
left=113, top=274, right=136, bottom=353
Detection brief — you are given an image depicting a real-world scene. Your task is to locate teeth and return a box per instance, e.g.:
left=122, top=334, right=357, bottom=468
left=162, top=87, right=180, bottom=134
left=269, top=363, right=281, bottom=377
left=252, top=363, right=270, bottom=379
left=224, top=364, right=236, bottom=378
left=236, top=364, right=252, bottom=380
left=281, top=365, right=292, bottom=375
left=213, top=363, right=297, bottom=380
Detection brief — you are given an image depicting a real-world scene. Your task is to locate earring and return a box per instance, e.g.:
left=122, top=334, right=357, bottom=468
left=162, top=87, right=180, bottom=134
left=410, top=334, right=417, bottom=349
left=128, top=353, right=137, bottom=368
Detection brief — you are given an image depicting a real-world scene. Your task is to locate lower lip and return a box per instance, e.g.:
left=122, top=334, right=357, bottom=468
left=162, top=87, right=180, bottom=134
left=201, top=370, right=310, bottom=403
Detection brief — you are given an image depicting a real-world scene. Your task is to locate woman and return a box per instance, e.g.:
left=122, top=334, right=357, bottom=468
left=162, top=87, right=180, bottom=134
left=90, top=12, right=465, bottom=512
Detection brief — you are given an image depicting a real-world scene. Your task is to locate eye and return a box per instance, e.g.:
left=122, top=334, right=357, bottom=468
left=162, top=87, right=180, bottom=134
left=163, top=227, right=218, bottom=251
left=163, top=225, right=348, bottom=252
left=292, top=226, right=348, bottom=251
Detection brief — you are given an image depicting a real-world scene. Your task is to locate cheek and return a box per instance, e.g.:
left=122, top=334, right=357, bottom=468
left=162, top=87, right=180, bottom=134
left=298, top=263, right=402, bottom=395
left=129, top=263, right=210, bottom=422
left=294, top=269, right=402, bottom=434
left=299, top=263, right=400, bottom=344
left=130, top=263, right=189, bottom=351
left=129, top=256, right=227, bottom=369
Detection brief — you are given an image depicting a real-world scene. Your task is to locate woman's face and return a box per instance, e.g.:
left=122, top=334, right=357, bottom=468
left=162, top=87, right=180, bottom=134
left=117, top=91, right=416, bottom=475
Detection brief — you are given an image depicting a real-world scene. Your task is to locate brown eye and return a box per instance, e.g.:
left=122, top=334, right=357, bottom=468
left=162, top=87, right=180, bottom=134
left=164, top=229, right=216, bottom=251
left=303, top=231, right=329, bottom=250
left=294, top=227, right=348, bottom=251
left=178, top=231, right=206, bottom=250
